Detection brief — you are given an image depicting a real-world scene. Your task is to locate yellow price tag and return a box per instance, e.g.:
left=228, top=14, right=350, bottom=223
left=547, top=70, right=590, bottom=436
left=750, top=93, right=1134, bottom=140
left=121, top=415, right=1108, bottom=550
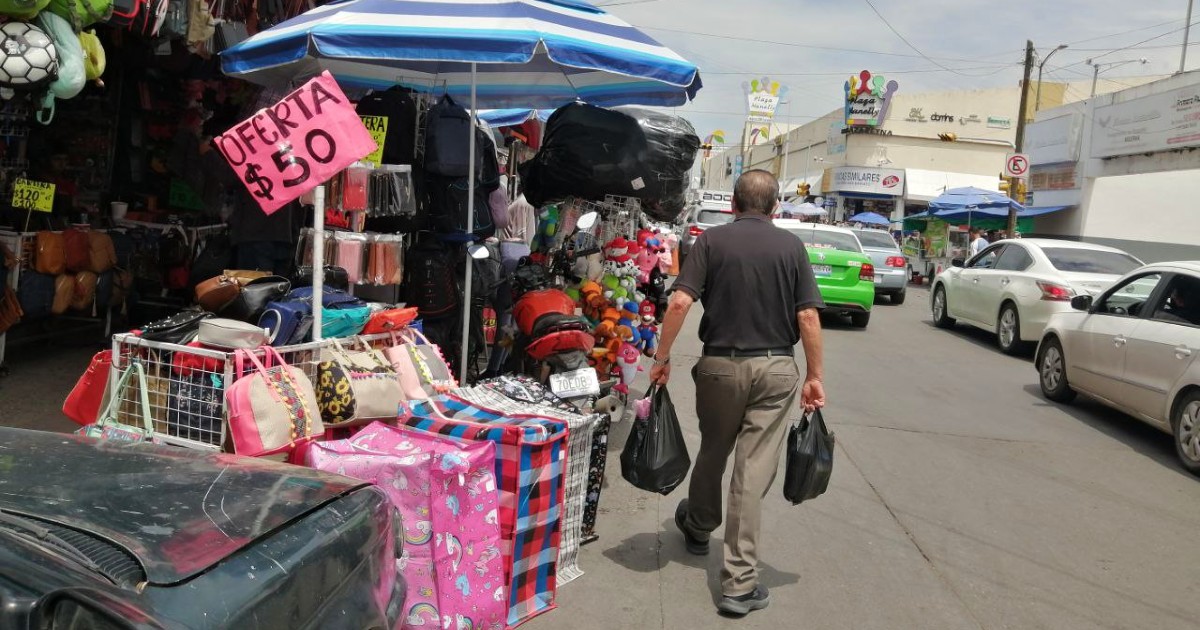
left=359, top=115, right=388, bottom=166
left=12, top=178, right=55, bottom=213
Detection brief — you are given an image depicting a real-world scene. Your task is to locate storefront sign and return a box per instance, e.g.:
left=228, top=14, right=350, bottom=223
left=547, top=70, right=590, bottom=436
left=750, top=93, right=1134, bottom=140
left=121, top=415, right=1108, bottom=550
left=827, top=121, right=847, bottom=154
left=829, top=166, right=905, bottom=196
left=906, top=107, right=927, bottom=122
left=1091, top=84, right=1200, bottom=158
left=841, top=126, right=893, bottom=136
left=1029, top=163, right=1079, bottom=191
left=1026, top=113, right=1082, bottom=164
left=958, top=114, right=983, bottom=126
left=12, top=178, right=55, bottom=213
left=215, top=71, right=378, bottom=215
left=745, top=77, right=785, bottom=124
left=844, top=70, right=899, bottom=128
left=359, top=115, right=388, bottom=167
left=986, top=116, right=1012, bottom=129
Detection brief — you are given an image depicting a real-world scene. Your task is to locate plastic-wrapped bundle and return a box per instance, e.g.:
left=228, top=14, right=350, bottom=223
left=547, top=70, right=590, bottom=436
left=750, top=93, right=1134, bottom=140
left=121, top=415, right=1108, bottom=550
left=519, top=103, right=700, bottom=223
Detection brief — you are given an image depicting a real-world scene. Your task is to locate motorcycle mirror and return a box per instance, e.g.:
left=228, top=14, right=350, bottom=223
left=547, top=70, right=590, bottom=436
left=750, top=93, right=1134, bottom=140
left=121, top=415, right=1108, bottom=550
left=467, top=244, right=491, bottom=260
left=576, top=211, right=599, bottom=231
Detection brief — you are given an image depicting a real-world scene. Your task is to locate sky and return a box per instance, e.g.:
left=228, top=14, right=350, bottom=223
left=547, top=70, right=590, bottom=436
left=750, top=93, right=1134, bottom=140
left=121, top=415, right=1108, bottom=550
left=595, top=0, right=1198, bottom=145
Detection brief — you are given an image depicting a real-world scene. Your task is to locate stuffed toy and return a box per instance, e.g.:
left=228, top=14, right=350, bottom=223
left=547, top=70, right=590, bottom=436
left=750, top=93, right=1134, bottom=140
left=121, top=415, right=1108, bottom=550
left=614, top=342, right=642, bottom=395
left=634, top=240, right=660, bottom=284
left=637, top=299, right=659, bottom=356
left=604, top=236, right=633, bottom=263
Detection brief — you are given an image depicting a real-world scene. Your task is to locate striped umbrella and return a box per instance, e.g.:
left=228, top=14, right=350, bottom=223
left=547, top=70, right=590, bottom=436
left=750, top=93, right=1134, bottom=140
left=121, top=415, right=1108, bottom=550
left=220, top=0, right=703, bottom=108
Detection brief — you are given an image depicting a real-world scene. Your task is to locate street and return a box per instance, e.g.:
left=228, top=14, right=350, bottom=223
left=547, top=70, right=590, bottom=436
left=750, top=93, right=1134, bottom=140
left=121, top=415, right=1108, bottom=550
left=4, top=287, right=1200, bottom=629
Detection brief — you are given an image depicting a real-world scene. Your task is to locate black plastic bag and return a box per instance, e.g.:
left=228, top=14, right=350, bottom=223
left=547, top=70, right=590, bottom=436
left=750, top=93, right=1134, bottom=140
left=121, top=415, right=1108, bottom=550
left=783, top=410, right=835, bottom=505
left=621, top=385, right=691, bottom=495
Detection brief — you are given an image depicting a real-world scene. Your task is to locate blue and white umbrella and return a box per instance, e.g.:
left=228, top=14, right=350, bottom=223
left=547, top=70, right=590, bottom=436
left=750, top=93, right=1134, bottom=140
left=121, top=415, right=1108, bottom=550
left=478, top=108, right=553, bottom=127
left=220, top=0, right=703, bottom=109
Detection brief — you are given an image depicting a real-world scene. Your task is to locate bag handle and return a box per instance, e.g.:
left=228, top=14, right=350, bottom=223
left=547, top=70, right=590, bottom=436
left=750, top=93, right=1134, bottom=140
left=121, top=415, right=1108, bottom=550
left=97, top=362, right=154, bottom=434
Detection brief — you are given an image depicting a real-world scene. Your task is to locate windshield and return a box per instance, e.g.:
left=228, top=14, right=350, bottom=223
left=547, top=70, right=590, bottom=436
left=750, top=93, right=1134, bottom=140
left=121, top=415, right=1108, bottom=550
left=696, top=210, right=734, bottom=226
left=786, top=229, right=862, bottom=253
left=1042, top=247, right=1141, bottom=275
left=853, top=230, right=898, bottom=249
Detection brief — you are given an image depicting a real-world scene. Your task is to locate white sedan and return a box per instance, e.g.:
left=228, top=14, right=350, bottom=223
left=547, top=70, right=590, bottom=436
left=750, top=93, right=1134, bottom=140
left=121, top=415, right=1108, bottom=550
left=931, top=239, right=1143, bottom=354
left=1036, top=262, right=1200, bottom=474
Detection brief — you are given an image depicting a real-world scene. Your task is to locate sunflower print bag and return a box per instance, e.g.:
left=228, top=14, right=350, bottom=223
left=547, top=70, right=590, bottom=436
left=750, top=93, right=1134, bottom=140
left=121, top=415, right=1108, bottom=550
left=316, top=340, right=404, bottom=427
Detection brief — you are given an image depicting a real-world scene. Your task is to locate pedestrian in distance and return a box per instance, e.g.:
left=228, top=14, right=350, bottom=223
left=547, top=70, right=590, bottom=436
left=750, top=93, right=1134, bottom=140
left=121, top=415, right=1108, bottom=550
left=649, top=169, right=827, bottom=617
left=969, top=227, right=989, bottom=256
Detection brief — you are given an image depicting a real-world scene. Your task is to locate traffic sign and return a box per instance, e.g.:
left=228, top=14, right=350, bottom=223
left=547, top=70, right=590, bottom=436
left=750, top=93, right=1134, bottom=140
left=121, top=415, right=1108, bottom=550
left=1004, top=153, right=1030, bottom=178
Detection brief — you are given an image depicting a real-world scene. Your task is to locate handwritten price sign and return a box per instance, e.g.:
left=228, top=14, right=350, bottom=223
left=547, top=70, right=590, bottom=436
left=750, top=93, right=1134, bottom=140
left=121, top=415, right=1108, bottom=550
left=12, top=178, right=55, bottom=213
left=214, top=71, right=378, bottom=215
left=360, top=115, right=388, bottom=167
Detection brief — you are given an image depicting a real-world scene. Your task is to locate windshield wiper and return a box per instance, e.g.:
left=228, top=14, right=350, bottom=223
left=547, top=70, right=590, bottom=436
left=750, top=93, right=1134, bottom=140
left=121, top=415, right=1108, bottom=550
left=0, top=511, right=115, bottom=584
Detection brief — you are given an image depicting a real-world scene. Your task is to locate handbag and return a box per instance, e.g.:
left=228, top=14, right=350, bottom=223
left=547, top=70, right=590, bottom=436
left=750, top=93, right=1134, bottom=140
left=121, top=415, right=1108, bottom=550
left=224, top=275, right=290, bottom=323
left=226, top=347, right=323, bottom=457
left=361, top=306, right=418, bottom=335
left=70, top=271, right=98, bottom=311
left=198, top=318, right=268, bottom=350
left=320, top=305, right=371, bottom=338
left=259, top=299, right=313, bottom=346
left=76, top=362, right=159, bottom=444
left=141, top=309, right=214, bottom=344
left=63, top=227, right=91, bottom=273
left=63, top=350, right=112, bottom=426
left=315, top=339, right=403, bottom=427
left=194, top=274, right=241, bottom=312
left=35, top=231, right=65, bottom=275
left=620, top=385, right=690, bottom=495
left=292, top=265, right=349, bottom=292
left=383, top=328, right=456, bottom=399
left=87, top=231, right=116, bottom=273
left=783, top=410, right=835, bottom=505
left=168, top=373, right=222, bottom=443
left=52, top=274, right=74, bottom=315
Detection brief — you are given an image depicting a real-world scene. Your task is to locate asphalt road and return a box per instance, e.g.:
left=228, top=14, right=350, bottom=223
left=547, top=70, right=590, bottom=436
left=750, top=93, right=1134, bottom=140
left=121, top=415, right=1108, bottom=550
left=2, top=288, right=1199, bottom=629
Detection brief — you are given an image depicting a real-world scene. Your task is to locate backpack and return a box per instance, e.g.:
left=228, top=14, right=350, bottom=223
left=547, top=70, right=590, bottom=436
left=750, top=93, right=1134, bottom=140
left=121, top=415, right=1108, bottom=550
left=134, top=0, right=168, bottom=37
left=425, top=175, right=496, bottom=240
left=403, top=238, right=459, bottom=319
left=423, top=95, right=480, bottom=177
left=107, top=0, right=138, bottom=27
left=159, top=0, right=187, bottom=39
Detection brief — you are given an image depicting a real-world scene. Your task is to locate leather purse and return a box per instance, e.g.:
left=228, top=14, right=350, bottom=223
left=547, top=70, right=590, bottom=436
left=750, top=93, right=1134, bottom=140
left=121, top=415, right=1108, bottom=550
left=198, top=318, right=269, bottom=350
left=293, top=265, right=349, bottom=292
left=141, top=309, right=213, bottom=344
left=224, top=275, right=290, bottom=323
left=70, top=271, right=98, bottom=311
left=35, top=231, right=66, bottom=275
left=63, top=350, right=112, bottom=426
left=259, top=299, right=313, bottom=347
left=52, top=274, right=74, bottom=315
left=362, top=306, right=419, bottom=334
left=87, top=231, right=116, bottom=273
left=195, top=275, right=241, bottom=312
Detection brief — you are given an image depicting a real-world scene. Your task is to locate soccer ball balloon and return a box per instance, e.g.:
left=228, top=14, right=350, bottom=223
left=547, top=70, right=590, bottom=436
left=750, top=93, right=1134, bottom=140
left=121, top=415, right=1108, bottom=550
left=0, top=21, right=58, bottom=91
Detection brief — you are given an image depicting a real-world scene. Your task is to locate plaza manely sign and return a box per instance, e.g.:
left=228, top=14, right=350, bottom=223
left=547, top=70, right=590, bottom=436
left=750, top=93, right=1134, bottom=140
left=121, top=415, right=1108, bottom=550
left=845, top=70, right=899, bottom=128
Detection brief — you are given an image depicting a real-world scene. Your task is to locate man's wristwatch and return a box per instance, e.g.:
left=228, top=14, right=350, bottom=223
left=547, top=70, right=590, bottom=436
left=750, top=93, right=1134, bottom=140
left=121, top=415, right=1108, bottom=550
left=653, top=354, right=670, bottom=366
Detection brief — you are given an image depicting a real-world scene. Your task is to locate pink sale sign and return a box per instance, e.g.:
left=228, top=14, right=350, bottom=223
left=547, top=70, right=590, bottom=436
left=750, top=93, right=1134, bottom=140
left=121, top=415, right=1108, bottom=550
left=215, top=71, right=377, bottom=215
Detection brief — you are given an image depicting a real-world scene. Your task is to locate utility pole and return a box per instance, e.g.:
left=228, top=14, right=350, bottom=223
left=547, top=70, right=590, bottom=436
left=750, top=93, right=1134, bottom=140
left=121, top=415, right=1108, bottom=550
left=1182, top=0, right=1195, bottom=74
left=1009, top=39, right=1034, bottom=236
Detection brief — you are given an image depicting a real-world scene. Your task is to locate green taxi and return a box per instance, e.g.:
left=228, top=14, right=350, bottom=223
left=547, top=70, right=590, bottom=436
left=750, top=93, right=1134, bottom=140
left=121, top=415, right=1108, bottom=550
left=775, top=219, right=876, bottom=328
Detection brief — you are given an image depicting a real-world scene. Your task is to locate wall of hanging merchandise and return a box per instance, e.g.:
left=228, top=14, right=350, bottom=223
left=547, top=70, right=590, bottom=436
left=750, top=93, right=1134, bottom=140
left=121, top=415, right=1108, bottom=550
left=109, top=331, right=412, bottom=450
left=547, top=195, right=644, bottom=251
left=324, top=163, right=417, bottom=230
left=297, top=228, right=407, bottom=287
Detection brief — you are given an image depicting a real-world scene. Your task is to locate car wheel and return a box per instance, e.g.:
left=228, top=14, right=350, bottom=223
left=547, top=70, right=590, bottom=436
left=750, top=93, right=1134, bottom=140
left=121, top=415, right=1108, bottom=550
left=997, top=303, right=1028, bottom=355
left=850, top=311, right=870, bottom=328
left=932, top=286, right=954, bottom=328
left=1172, top=392, right=1200, bottom=476
left=891, top=289, right=906, bottom=305
left=1038, top=337, right=1076, bottom=403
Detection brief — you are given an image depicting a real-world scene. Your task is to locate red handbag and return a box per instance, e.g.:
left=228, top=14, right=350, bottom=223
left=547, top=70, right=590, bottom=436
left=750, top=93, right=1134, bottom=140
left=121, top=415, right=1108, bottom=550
left=63, top=350, right=113, bottom=426
left=361, top=306, right=419, bottom=334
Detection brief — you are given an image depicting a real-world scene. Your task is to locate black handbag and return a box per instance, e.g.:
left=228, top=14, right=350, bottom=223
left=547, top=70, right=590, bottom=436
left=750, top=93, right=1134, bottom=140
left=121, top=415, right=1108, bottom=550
left=141, top=309, right=214, bottom=344
left=621, top=385, right=691, bottom=495
left=293, top=265, right=350, bottom=292
left=223, top=276, right=291, bottom=323
left=783, top=410, right=835, bottom=505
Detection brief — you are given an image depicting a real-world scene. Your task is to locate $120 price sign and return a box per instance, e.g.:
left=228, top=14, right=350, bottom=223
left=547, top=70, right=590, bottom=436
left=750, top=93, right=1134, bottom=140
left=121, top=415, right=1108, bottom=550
left=214, top=71, right=378, bottom=215
left=11, top=178, right=55, bottom=213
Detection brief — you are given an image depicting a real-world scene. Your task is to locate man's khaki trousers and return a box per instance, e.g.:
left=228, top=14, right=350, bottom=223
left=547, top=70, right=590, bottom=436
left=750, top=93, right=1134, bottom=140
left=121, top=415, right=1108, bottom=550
left=685, top=355, right=800, bottom=596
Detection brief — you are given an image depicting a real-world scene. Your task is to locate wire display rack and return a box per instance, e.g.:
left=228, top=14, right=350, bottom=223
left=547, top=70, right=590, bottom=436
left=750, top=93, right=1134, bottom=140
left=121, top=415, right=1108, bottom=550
left=109, top=332, right=399, bottom=450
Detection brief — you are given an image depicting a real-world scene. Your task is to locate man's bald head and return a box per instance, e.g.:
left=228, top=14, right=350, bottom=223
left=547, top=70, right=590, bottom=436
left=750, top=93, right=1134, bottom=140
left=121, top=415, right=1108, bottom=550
left=732, top=170, right=780, bottom=216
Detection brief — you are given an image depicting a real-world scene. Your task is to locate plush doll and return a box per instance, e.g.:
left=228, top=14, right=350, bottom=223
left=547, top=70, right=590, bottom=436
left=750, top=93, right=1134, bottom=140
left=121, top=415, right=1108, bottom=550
left=637, top=300, right=659, bottom=356
left=604, top=236, right=633, bottom=263
left=634, top=241, right=660, bottom=284
left=614, top=342, right=642, bottom=395
left=633, top=395, right=652, bottom=420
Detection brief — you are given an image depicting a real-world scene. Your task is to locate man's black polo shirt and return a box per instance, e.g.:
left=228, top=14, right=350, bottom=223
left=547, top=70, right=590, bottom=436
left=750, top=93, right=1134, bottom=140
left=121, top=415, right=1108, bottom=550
left=673, top=213, right=824, bottom=350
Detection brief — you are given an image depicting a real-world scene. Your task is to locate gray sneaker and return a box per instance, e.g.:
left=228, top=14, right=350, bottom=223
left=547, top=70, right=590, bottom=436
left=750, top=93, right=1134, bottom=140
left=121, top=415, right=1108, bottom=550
left=718, top=585, right=770, bottom=616
left=674, top=499, right=709, bottom=556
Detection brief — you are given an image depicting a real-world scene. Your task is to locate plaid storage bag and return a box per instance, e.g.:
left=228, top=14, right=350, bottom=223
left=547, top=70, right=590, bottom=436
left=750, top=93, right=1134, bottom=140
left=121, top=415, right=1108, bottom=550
left=401, top=396, right=567, bottom=628
left=305, top=421, right=505, bottom=630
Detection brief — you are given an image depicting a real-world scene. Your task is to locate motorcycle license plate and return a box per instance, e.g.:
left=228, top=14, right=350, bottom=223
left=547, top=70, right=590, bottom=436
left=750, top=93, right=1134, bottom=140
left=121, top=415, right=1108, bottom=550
left=550, top=368, right=601, bottom=399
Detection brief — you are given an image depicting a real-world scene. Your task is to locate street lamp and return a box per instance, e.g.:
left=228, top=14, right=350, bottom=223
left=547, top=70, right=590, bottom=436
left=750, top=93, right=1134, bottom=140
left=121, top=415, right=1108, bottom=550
left=1089, top=57, right=1149, bottom=96
left=1035, top=44, right=1068, bottom=112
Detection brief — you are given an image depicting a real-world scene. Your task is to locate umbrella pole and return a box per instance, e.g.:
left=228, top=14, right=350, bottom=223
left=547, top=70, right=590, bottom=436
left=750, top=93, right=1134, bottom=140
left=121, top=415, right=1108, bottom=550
left=312, top=184, right=325, bottom=340
left=460, top=62, right=478, bottom=383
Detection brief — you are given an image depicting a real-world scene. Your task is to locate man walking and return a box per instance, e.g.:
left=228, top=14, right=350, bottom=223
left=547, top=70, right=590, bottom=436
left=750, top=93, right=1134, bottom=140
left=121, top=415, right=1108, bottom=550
left=969, top=227, right=989, bottom=256
left=649, top=169, right=826, bottom=616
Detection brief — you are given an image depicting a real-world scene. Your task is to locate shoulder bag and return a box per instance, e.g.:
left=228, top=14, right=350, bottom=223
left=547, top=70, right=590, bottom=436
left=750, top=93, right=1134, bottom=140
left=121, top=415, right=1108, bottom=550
left=198, top=318, right=268, bottom=350
left=141, top=309, right=214, bottom=344
left=224, top=275, right=290, bottom=323
left=315, top=338, right=403, bottom=427
left=226, top=347, right=323, bottom=456
left=63, top=350, right=112, bottom=426
left=76, top=362, right=160, bottom=444
left=383, top=328, right=457, bottom=399
left=35, top=231, right=65, bottom=275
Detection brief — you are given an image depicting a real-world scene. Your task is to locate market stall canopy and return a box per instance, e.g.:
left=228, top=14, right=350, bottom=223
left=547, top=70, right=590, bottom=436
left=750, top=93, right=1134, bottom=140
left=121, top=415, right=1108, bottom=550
left=928, top=186, right=1025, bottom=213
left=219, top=0, right=704, bottom=108
left=795, top=202, right=828, bottom=217
left=850, top=211, right=891, bottom=226
left=479, top=108, right=553, bottom=127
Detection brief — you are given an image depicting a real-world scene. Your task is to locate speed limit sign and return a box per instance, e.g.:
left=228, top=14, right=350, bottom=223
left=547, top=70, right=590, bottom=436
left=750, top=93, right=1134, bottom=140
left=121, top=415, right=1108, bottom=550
left=1005, top=153, right=1030, bottom=178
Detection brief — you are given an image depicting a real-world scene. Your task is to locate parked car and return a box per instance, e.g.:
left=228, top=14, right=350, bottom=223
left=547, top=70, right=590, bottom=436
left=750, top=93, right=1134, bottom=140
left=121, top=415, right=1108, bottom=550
left=776, top=220, right=875, bottom=327
left=1036, top=262, right=1200, bottom=474
left=680, top=205, right=734, bottom=263
left=931, top=238, right=1143, bottom=354
left=851, top=228, right=908, bottom=304
left=0, top=428, right=405, bottom=629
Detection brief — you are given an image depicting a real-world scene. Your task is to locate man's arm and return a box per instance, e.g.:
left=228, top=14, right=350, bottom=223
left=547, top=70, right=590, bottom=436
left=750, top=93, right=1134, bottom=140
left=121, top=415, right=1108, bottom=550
left=797, top=307, right=826, bottom=412
left=649, top=290, right=694, bottom=385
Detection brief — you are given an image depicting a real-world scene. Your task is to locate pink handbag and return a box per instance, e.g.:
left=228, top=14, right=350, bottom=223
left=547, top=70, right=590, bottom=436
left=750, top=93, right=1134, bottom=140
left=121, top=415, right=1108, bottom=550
left=384, top=329, right=457, bottom=400
left=305, top=422, right=506, bottom=630
left=226, top=348, right=323, bottom=457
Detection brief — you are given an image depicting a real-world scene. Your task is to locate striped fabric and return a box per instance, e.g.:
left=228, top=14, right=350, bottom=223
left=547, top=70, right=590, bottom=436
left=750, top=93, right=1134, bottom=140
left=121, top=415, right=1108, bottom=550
left=403, top=396, right=567, bottom=628
left=220, top=0, right=702, bottom=108
left=453, top=384, right=607, bottom=585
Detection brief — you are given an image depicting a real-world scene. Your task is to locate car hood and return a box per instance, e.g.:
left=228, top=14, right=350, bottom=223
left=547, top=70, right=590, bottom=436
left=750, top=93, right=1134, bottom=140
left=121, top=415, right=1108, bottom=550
left=0, top=429, right=368, bottom=585
left=1057, top=271, right=1122, bottom=296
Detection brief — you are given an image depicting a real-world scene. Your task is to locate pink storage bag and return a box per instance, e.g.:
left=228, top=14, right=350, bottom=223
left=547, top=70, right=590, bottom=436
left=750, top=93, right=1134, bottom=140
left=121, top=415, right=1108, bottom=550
left=305, top=421, right=506, bottom=630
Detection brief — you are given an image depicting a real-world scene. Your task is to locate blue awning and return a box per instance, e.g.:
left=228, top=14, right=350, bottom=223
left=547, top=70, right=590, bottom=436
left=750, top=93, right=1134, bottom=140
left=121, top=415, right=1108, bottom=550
left=1020, top=205, right=1072, bottom=217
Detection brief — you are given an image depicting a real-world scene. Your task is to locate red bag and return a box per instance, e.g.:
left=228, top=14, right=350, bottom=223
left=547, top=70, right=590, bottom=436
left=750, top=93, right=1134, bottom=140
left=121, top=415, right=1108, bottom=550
left=63, top=228, right=91, bottom=273
left=361, top=306, right=419, bottom=334
left=63, top=350, right=113, bottom=426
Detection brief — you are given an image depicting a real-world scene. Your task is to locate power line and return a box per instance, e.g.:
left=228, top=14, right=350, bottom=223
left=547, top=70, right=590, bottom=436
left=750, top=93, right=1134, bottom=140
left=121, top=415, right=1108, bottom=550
left=1058, top=19, right=1200, bottom=70
left=700, top=63, right=1019, bottom=77
left=1065, top=17, right=1184, bottom=46
left=861, top=0, right=991, bottom=77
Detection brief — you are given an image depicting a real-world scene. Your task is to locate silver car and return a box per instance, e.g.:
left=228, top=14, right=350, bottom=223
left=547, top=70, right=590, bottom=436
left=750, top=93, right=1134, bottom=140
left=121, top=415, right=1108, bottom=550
left=852, top=228, right=908, bottom=304
left=680, top=206, right=735, bottom=262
